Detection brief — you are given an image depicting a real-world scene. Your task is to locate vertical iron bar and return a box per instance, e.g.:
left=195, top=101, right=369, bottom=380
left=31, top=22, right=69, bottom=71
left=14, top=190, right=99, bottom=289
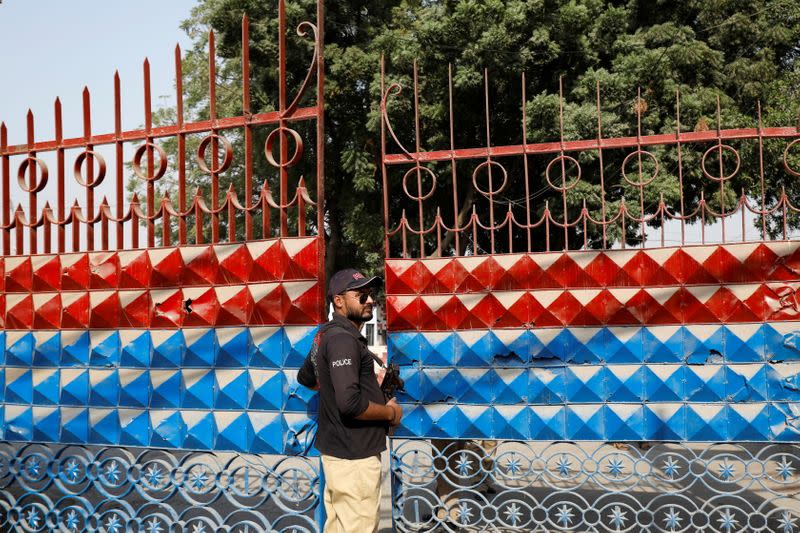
left=701, top=192, right=706, bottom=244
left=782, top=186, right=788, bottom=240
left=114, top=73, right=124, bottom=249
left=596, top=80, right=607, bottom=249
left=545, top=203, right=551, bottom=251
left=195, top=190, right=205, bottom=244
left=243, top=15, right=254, bottom=241
left=380, top=56, right=390, bottom=258
left=209, top=32, right=220, bottom=243
left=558, top=77, right=568, bottom=250
left=15, top=206, right=23, bottom=255
left=508, top=203, right=513, bottom=253
left=582, top=200, right=588, bottom=249
left=757, top=101, right=766, bottom=240
left=716, top=95, right=725, bottom=243
left=71, top=201, right=80, bottom=252
left=176, top=45, right=187, bottom=245
left=471, top=206, right=477, bottom=255
left=484, top=68, right=495, bottom=254
left=100, top=198, right=109, bottom=250
left=1, top=123, right=8, bottom=255
left=676, top=90, right=685, bottom=246
left=162, top=196, right=171, bottom=247
left=413, top=61, right=425, bottom=257
left=522, top=73, right=531, bottom=252
left=317, top=0, right=327, bottom=322
left=144, top=59, right=155, bottom=247
left=278, top=0, right=289, bottom=237
left=436, top=208, right=442, bottom=256
left=55, top=99, right=65, bottom=253
left=660, top=194, right=665, bottom=247
left=401, top=210, right=408, bottom=258
left=131, top=195, right=139, bottom=248
left=228, top=187, right=236, bottom=242
left=636, top=88, right=645, bottom=247
left=43, top=202, right=51, bottom=253
left=261, top=184, right=271, bottom=239
left=449, top=64, right=461, bottom=255
left=741, top=188, right=746, bottom=242
left=82, top=88, right=94, bottom=251
left=26, top=110, right=37, bottom=254
left=298, top=179, right=306, bottom=236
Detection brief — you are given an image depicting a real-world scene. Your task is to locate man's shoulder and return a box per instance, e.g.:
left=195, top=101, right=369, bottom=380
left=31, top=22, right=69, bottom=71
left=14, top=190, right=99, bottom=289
left=322, top=328, right=360, bottom=349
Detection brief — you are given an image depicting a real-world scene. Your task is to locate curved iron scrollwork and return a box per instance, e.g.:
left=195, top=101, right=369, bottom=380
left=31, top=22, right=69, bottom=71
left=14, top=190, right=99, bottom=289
left=391, top=439, right=800, bottom=532
left=380, top=61, right=800, bottom=258
left=0, top=443, right=321, bottom=532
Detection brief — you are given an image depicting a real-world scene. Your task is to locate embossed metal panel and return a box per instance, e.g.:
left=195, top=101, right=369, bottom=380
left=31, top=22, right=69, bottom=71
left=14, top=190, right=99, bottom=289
left=0, top=237, right=322, bottom=453
left=386, top=243, right=800, bottom=441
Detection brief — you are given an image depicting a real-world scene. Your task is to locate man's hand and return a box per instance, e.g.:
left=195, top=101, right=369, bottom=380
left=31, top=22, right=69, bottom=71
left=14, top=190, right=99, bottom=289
left=387, top=398, right=403, bottom=427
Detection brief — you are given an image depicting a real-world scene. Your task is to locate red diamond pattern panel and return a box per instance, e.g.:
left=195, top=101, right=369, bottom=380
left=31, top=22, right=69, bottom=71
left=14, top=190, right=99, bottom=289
left=1, top=237, right=322, bottom=329
left=32, top=255, right=61, bottom=292
left=89, top=252, right=120, bottom=290
left=61, top=292, right=90, bottom=328
left=386, top=283, right=800, bottom=330
left=5, top=257, right=32, bottom=293
left=386, top=242, right=800, bottom=294
left=61, top=254, right=90, bottom=291
left=119, top=250, right=153, bottom=289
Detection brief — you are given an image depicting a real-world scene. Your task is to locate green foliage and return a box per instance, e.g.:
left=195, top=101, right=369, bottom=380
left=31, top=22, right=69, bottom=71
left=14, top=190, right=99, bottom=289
left=144, top=0, right=800, bottom=272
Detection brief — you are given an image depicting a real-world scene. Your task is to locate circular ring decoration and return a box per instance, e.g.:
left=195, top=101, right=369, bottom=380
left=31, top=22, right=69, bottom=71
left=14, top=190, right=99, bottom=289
left=701, top=143, right=741, bottom=182
left=16, top=156, right=49, bottom=193
left=621, top=149, right=659, bottom=188
left=132, top=141, right=168, bottom=183
left=472, top=159, right=508, bottom=197
left=783, top=138, right=800, bottom=178
left=197, top=133, right=234, bottom=174
left=402, top=165, right=437, bottom=202
left=545, top=154, right=582, bottom=192
left=73, top=150, right=107, bottom=189
left=264, top=127, right=304, bottom=169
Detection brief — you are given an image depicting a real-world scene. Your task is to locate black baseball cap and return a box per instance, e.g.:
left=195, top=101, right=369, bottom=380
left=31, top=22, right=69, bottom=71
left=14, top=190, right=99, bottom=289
left=327, top=268, right=382, bottom=302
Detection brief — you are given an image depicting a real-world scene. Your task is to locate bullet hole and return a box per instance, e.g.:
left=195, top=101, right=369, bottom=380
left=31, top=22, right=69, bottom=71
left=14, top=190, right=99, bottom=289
left=184, top=299, right=194, bottom=314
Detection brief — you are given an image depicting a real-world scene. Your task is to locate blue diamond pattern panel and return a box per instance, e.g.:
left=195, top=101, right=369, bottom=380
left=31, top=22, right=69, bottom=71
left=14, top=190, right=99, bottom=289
left=387, top=323, right=800, bottom=441
left=0, top=326, right=320, bottom=454
left=6, top=321, right=800, bottom=448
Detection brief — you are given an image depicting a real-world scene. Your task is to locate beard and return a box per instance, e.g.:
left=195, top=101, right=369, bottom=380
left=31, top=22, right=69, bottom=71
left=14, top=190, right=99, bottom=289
left=346, top=304, right=373, bottom=323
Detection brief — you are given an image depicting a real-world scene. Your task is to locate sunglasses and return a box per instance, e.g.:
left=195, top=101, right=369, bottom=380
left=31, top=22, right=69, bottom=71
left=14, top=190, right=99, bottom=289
left=339, top=290, right=374, bottom=304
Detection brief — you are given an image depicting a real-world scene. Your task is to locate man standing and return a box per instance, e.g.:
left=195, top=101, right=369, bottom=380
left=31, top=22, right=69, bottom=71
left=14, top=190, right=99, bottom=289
left=298, top=268, right=402, bottom=533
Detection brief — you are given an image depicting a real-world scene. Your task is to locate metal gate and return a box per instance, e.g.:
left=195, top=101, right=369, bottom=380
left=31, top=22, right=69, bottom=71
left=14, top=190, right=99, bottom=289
left=0, top=1, right=327, bottom=530
left=380, top=61, right=800, bottom=531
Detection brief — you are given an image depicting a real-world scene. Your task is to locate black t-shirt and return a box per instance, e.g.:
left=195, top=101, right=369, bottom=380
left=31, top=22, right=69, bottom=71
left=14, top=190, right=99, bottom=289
left=297, top=315, right=388, bottom=459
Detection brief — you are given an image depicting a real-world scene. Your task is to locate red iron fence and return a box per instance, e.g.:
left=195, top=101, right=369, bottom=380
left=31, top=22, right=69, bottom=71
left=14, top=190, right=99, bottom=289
left=0, top=1, right=325, bottom=258
left=380, top=60, right=800, bottom=258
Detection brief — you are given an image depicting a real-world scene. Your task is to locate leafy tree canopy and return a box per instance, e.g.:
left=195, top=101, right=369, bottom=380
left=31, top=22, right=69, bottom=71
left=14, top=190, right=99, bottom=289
left=141, top=0, right=800, bottom=276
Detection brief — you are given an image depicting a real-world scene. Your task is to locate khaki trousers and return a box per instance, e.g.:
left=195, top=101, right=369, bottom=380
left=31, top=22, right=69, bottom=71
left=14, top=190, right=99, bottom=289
left=321, top=454, right=382, bottom=533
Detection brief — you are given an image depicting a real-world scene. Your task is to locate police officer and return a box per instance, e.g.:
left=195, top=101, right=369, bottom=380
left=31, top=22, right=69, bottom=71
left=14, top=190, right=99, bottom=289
left=298, top=268, right=402, bottom=533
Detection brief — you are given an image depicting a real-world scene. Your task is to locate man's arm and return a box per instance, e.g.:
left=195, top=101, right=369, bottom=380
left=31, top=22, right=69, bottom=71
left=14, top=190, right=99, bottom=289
left=355, top=399, right=399, bottom=424
left=327, top=333, right=373, bottom=416
left=297, top=347, right=318, bottom=389
left=327, top=333, right=396, bottom=423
